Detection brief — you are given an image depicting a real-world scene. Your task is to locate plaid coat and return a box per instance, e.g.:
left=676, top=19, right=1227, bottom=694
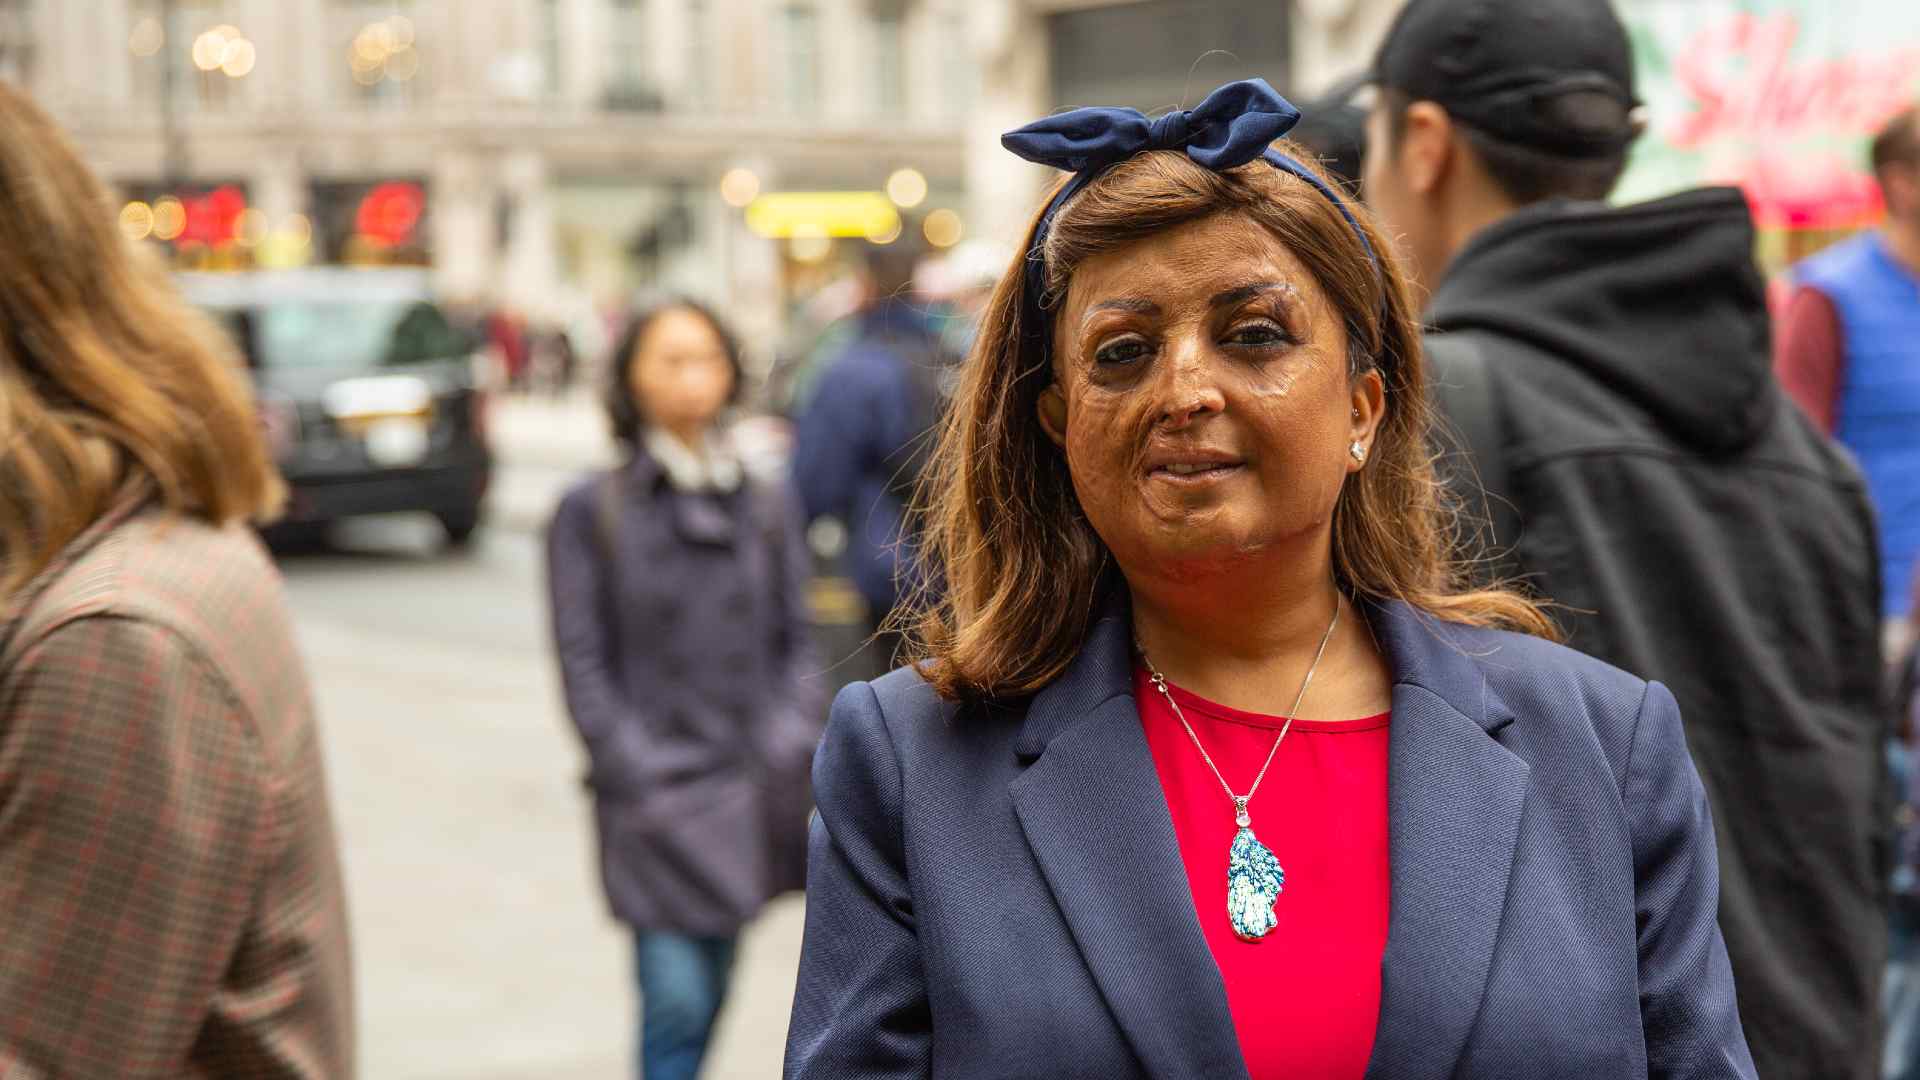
left=0, top=493, right=354, bottom=1078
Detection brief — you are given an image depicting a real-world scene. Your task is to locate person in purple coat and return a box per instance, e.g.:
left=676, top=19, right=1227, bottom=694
left=545, top=298, right=822, bottom=1080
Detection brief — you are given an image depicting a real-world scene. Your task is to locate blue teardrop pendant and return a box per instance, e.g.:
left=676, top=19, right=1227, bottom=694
left=1227, top=825, right=1284, bottom=941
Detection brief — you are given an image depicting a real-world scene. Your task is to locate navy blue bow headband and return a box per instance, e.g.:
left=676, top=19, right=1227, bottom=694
left=1002, top=78, right=1378, bottom=353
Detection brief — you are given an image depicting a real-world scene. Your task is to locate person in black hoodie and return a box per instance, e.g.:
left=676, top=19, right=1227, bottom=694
left=1359, top=2, right=1888, bottom=1077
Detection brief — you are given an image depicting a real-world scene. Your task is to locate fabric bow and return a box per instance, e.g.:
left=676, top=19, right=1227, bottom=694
left=1001, top=78, right=1302, bottom=176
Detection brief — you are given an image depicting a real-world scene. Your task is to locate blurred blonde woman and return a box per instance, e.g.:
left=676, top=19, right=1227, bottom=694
left=0, top=84, right=353, bottom=1075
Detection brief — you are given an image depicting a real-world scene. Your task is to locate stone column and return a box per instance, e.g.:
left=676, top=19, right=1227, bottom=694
left=432, top=149, right=500, bottom=304
left=713, top=0, right=762, bottom=114
left=903, top=0, right=949, bottom=126
left=649, top=0, right=688, bottom=106
left=1289, top=0, right=1400, bottom=96
left=498, top=147, right=561, bottom=317
left=818, top=0, right=861, bottom=122
left=716, top=157, right=781, bottom=379
left=42, top=0, right=96, bottom=110
left=249, top=147, right=309, bottom=266
left=250, top=148, right=306, bottom=225
left=100, top=1, right=134, bottom=108
left=965, top=0, right=1050, bottom=251
left=561, top=0, right=602, bottom=107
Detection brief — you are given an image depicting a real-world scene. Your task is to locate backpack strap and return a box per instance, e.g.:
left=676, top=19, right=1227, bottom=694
left=593, top=468, right=623, bottom=565
left=1425, top=331, right=1521, bottom=583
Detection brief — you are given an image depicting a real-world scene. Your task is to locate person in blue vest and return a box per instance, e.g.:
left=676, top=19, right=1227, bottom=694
left=1779, top=103, right=1920, bottom=656
left=1780, top=104, right=1920, bottom=1080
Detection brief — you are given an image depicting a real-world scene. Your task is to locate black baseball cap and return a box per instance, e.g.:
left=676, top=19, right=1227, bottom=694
left=1370, top=0, right=1643, bottom=158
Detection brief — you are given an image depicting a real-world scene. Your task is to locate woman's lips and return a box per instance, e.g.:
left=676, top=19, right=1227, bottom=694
left=1147, top=461, right=1246, bottom=484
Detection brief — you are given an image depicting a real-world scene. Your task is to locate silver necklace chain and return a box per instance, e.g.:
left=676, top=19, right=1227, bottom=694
left=1137, top=596, right=1342, bottom=818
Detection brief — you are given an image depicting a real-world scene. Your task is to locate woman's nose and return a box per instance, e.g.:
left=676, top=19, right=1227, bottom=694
left=1155, top=333, right=1226, bottom=429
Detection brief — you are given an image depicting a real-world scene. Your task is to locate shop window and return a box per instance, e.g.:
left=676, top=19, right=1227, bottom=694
left=603, top=0, right=660, bottom=110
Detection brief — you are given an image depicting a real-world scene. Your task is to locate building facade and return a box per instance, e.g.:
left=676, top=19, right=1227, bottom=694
left=11, top=0, right=976, bottom=359
left=966, top=0, right=1397, bottom=258
left=4, top=0, right=1397, bottom=362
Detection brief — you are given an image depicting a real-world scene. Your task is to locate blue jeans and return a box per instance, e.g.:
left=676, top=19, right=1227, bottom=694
left=634, top=931, right=738, bottom=1080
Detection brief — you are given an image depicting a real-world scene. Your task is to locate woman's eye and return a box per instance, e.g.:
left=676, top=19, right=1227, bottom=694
left=1094, top=338, right=1151, bottom=367
left=1227, top=321, right=1291, bottom=348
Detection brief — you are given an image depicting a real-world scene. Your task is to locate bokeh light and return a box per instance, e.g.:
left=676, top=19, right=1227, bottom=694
left=387, top=45, right=420, bottom=83
left=192, top=25, right=252, bottom=77
left=355, top=21, right=396, bottom=65
left=923, top=208, right=964, bottom=248
left=192, top=30, right=226, bottom=72
left=789, top=228, right=832, bottom=263
left=221, top=37, right=257, bottom=78
left=128, top=17, right=164, bottom=58
left=719, top=167, right=761, bottom=208
left=119, top=201, right=155, bottom=242
left=152, top=197, right=187, bottom=242
left=885, top=168, right=928, bottom=209
left=235, top=208, right=268, bottom=245
left=348, top=18, right=415, bottom=85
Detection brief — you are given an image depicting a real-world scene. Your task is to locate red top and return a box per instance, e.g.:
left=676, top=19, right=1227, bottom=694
left=1134, top=666, right=1390, bottom=1080
left=1774, top=284, right=1845, bottom=434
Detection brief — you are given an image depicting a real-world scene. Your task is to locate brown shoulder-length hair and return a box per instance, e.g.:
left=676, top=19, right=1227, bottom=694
left=897, top=141, right=1555, bottom=702
left=0, top=82, right=282, bottom=597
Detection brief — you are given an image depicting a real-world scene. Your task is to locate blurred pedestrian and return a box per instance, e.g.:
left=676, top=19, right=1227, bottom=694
left=1361, top=3, right=1886, bottom=1077
left=1290, top=71, right=1370, bottom=194
left=787, top=80, right=1754, bottom=1079
left=534, top=320, right=579, bottom=398
left=1779, top=103, right=1920, bottom=656
left=486, top=305, right=532, bottom=393
left=0, top=83, right=353, bottom=1077
left=546, top=298, right=821, bottom=1080
left=791, top=235, right=954, bottom=661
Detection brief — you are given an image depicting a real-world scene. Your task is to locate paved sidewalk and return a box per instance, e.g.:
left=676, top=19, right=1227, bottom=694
left=285, top=523, right=806, bottom=1080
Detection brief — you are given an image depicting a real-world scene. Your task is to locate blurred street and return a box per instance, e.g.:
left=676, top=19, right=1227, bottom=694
left=280, top=395, right=803, bottom=1080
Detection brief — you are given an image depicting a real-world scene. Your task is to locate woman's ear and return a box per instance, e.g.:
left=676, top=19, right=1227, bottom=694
left=1346, top=369, right=1386, bottom=473
left=1037, top=384, right=1068, bottom=447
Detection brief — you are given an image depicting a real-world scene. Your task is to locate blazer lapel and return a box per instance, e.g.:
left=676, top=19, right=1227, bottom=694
left=1009, top=595, right=1250, bottom=1080
left=1363, top=602, right=1532, bottom=1080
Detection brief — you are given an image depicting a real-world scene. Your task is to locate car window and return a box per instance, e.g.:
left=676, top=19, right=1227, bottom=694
left=252, top=300, right=470, bottom=369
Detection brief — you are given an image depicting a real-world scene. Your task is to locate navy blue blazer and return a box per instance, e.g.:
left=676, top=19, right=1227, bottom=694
left=783, top=594, right=1758, bottom=1079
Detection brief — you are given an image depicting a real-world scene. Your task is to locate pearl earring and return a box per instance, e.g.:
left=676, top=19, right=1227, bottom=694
left=1350, top=441, right=1367, bottom=463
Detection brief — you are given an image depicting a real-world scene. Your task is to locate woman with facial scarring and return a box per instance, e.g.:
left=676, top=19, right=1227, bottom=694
left=782, top=81, right=1756, bottom=1080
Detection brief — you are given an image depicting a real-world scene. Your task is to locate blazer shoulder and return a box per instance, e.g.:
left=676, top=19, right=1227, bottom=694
left=1437, top=621, right=1654, bottom=774
left=821, top=664, right=1008, bottom=781
left=1456, top=623, right=1645, bottom=696
left=855, top=664, right=967, bottom=749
